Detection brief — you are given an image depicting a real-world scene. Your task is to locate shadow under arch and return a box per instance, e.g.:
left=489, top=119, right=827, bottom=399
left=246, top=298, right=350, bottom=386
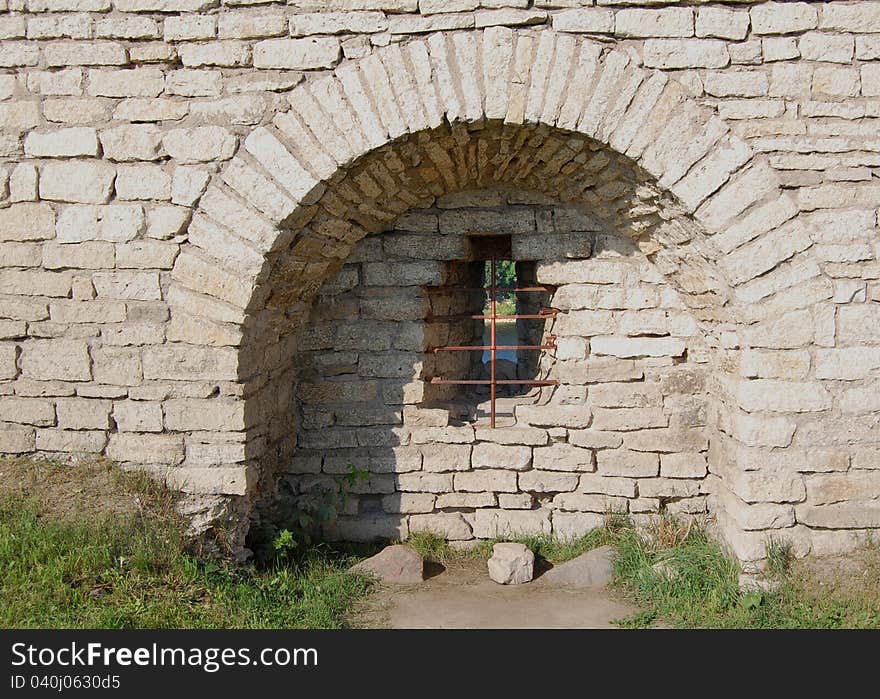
left=282, top=181, right=716, bottom=544
left=165, top=27, right=801, bottom=557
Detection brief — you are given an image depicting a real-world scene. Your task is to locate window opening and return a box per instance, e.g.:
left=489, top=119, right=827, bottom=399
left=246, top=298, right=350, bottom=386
left=424, top=239, right=559, bottom=428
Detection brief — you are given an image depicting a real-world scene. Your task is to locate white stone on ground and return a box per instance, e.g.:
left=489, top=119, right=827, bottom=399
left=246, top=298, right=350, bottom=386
left=487, top=542, right=535, bottom=585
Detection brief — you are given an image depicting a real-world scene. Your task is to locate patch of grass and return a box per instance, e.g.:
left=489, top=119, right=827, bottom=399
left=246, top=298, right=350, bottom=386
left=613, top=609, right=657, bottom=629
left=765, top=536, right=794, bottom=579
left=0, top=458, right=372, bottom=629
left=612, top=518, right=742, bottom=628
left=482, top=514, right=628, bottom=564
left=408, top=513, right=628, bottom=565
left=406, top=531, right=459, bottom=564
left=610, top=515, right=880, bottom=629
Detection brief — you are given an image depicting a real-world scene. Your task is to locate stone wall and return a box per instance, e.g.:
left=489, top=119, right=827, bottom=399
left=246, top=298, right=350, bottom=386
left=291, top=191, right=709, bottom=541
left=1, top=0, right=879, bottom=565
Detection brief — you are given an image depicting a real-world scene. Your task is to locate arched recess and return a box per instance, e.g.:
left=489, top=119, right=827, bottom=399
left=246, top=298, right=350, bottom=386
left=165, top=27, right=815, bottom=560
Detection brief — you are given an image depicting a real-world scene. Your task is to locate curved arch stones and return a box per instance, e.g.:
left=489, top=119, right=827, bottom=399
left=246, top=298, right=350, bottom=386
left=166, top=27, right=826, bottom=564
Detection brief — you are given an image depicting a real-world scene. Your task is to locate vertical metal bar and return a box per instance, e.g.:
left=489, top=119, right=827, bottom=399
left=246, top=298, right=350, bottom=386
left=490, top=256, right=497, bottom=428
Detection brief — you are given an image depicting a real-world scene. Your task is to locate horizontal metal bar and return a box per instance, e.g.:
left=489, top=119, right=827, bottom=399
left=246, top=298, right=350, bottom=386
left=428, top=378, right=559, bottom=386
left=431, top=344, right=557, bottom=352
left=426, top=311, right=558, bottom=321
left=423, top=286, right=551, bottom=294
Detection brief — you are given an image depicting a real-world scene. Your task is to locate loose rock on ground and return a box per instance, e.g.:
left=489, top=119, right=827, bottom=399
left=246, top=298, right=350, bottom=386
left=541, top=546, right=615, bottom=588
left=350, top=544, right=424, bottom=585
left=487, top=542, right=535, bottom=585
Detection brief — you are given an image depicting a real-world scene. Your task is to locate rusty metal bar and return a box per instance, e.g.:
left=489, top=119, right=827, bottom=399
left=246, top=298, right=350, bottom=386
left=426, top=311, right=558, bottom=321
left=429, top=378, right=558, bottom=386
left=490, top=256, right=497, bottom=427
left=424, top=286, right=551, bottom=294
left=431, top=343, right=557, bottom=352
left=425, top=255, right=559, bottom=427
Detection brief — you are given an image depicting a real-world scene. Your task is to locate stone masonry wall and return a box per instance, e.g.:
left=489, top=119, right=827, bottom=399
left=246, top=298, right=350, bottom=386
left=290, top=190, right=709, bottom=542
left=0, top=1, right=879, bottom=564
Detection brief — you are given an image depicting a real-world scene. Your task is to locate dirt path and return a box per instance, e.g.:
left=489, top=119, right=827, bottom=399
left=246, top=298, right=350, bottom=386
left=350, top=558, right=639, bottom=629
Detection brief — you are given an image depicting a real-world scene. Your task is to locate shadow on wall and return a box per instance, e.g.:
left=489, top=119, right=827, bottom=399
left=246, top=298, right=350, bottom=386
left=261, top=185, right=712, bottom=546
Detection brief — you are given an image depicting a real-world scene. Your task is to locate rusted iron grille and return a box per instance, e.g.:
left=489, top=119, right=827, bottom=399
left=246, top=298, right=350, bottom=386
left=425, top=256, right=559, bottom=428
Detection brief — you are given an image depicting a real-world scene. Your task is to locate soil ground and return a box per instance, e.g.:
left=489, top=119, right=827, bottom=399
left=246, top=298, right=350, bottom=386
left=5, top=456, right=879, bottom=629
left=0, top=456, right=151, bottom=520
left=789, top=548, right=880, bottom=610
left=349, top=557, right=639, bottom=629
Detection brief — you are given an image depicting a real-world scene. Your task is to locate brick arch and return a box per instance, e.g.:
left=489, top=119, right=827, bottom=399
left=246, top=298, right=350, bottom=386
left=172, top=28, right=800, bottom=329
left=167, top=27, right=817, bottom=560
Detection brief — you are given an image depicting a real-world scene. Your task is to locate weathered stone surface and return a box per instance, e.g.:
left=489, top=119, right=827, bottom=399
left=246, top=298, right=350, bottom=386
left=541, top=545, right=614, bottom=588
left=751, top=2, right=818, bottom=35
left=57, top=204, right=145, bottom=243
left=487, top=542, right=534, bottom=585
left=454, top=469, right=517, bottom=493
left=661, top=452, right=708, bottom=479
left=0, top=271, right=72, bottom=298
left=616, top=8, right=693, bottom=39
left=597, top=449, right=659, bottom=477
left=568, top=430, right=624, bottom=449
left=725, top=466, right=806, bottom=505
left=734, top=380, right=832, bottom=414
left=551, top=8, right=613, bottom=34
left=113, top=401, right=163, bottom=432
left=253, top=38, right=340, bottom=69
left=643, top=39, right=729, bottom=69
left=89, top=68, right=165, bottom=98
left=39, top=161, right=116, bottom=204
left=421, top=443, right=470, bottom=472
left=25, top=128, right=99, bottom=158
left=166, top=466, right=251, bottom=495
left=100, top=125, right=164, bottom=161
left=106, top=433, right=184, bottom=465
left=0, top=426, right=35, bottom=454
left=624, top=428, right=708, bottom=453
left=163, top=127, right=237, bottom=163
left=164, top=399, right=244, bottom=431
left=143, top=344, right=238, bottom=382
left=797, top=502, right=880, bottom=529
left=0, top=18, right=873, bottom=565
left=532, top=443, right=595, bottom=472
left=0, top=344, right=17, bottom=380
left=552, top=512, right=606, bottom=540
left=44, top=42, right=127, bottom=68
left=591, top=408, right=667, bottom=432
left=36, top=429, right=106, bottom=454
left=591, top=336, right=685, bottom=358
left=334, top=516, right=409, bottom=543
left=805, top=472, right=880, bottom=507
left=696, top=7, right=750, bottom=40
left=516, top=404, right=591, bottom=428
left=472, top=509, right=552, bottom=539
left=518, top=469, right=578, bottom=493
left=816, top=348, right=880, bottom=381
left=472, top=443, right=531, bottom=471
left=409, top=512, right=472, bottom=540
left=382, top=493, right=435, bottom=514
left=0, top=397, right=55, bottom=427
left=20, top=340, right=90, bottom=381
left=0, top=204, right=55, bottom=242
left=55, top=398, right=111, bottom=430
left=178, top=41, right=251, bottom=68
left=350, top=544, right=424, bottom=584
